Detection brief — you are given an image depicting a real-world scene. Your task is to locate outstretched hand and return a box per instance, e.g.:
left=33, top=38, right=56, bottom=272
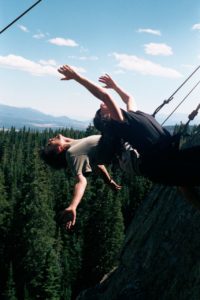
left=109, top=179, right=122, bottom=191
left=58, top=206, right=77, bottom=231
left=58, top=65, right=78, bottom=81
left=98, top=74, right=117, bottom=89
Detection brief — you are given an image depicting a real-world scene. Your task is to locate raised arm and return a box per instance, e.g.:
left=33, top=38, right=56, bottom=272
left=98, top=74, right=137, bottom=112
left=58, top=65, right=124, bottom=122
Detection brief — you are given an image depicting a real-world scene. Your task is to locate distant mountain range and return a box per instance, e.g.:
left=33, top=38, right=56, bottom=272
left=0, top=104, right=91, bottom=131
left=0, top=103, right=200, bottom=131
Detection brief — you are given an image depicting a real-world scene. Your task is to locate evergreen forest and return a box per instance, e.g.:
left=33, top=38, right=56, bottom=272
left=0, top=126, right=152, bottom=300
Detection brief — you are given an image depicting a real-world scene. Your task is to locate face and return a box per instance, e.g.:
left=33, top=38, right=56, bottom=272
left=47, top=134, right=66, bottom=153
left=48, top=134, right=63, bottom=146
left=99, top=103, right=111, bottom=119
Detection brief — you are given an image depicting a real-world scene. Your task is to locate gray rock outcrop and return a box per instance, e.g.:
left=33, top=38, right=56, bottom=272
left=77, top=185, right=200, bottom=300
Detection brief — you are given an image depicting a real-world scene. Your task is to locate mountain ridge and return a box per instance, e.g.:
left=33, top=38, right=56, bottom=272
left=0, top=103, right=200, bottom=131
left=0, top=103, right=90, bottom=130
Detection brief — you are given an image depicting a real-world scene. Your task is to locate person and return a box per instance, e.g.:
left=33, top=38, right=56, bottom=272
left=96, top=73, right=200, bottom=207
left=57, top=64, right=200, bottom=189
left=41, top=134, right=121, bottom=230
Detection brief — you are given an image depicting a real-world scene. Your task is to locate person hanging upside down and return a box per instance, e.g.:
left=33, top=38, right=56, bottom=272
left=57, top=64, right=200, bottom=208
left=41, top=134, right=121, bottom=230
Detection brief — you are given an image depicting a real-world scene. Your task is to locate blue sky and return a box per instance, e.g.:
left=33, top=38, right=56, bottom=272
left=1, top=0, right=200, bottom=124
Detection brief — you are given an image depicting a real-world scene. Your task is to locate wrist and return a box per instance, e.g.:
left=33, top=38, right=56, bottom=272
left=114, top=85, right=120, bottom=92
left=75, top=73, right=84, bottom=83
left=104, top=176, right=112, bottom=184
left=67, top=204, right=77, bottom=210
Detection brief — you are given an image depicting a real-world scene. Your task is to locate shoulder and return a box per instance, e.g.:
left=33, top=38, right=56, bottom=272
left=68, top=135, right=101, bottom=153
left=83, top=135, right=101, bottom=142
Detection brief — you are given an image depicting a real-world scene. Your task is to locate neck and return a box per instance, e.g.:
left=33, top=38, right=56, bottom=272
left=63, top=141, right=72, bottom=150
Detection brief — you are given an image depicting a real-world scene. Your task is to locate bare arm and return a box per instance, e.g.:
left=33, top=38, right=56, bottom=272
left=97, top=164, right=122, bottom=191
left=58, top=65, right=124, bottom=122
left=99, top=74, right=137, bottom=112
left=63, top=174, right=87, bottom=230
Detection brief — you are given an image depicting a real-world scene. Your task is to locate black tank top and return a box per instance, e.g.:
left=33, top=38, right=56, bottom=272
left=108, top=110, right=171, bottom=155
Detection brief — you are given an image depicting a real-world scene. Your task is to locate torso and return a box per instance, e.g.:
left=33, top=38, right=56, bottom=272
left=66, top=135, right=112, bottom=175
left=109, top=110, right=171, bottom=155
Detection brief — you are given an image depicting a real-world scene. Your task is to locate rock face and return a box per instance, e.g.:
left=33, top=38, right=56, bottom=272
left=77, top=185, right=200, bottom=300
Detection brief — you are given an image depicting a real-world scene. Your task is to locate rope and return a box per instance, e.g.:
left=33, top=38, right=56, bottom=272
left=183, top=103, right=200, bottom=130
left=0, top=0, right=43, bottom=35
left=161, top=80, right=200, bottom=125
left=152, top=65, right=200, bottom=117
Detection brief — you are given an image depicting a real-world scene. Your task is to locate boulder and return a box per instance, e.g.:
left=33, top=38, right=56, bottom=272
left=77, top=185, right=200, bottom=300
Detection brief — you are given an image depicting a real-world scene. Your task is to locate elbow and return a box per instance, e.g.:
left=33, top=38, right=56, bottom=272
left=80, top=175, right=88, bottom=188
left=102, top=93, right=113, bottom=107
left=76, top=174, right=87, bottom=186
left=83, top=176, right=87, bottom=188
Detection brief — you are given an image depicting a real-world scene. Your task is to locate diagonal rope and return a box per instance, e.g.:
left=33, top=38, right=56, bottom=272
left=161, top=80, right=200, bottom=125
left=0, top=0, right=43, bottom=35
left=152, top=65, right=200, bottom=117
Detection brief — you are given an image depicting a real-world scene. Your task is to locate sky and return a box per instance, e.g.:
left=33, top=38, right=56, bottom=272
left=0, top=0, right=200, bottom=124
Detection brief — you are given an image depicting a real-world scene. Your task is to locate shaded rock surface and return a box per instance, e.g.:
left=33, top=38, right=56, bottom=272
left=77, top=185, right=200, bottom=300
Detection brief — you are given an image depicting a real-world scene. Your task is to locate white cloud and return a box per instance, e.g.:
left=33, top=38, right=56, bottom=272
left=18, top=24, right=29, bottom=32
left=48, top=37, right=78, bottom=47
left=144, top=43, right=173, bottom=56
left=79, top=56, right=98, bottom=61
left=113, top=69, right=125, bottom=75
left=0, top=55, right=86, bottom=76
left=192, top=23, right=200, bottom=31
left=137, top=28, right=161, bottom=36
left=33, top=33, right=46, bottom=39
left=70, top=65, right=86, bottom=73
left=68, top=55, right=99, bottom=61
left=0, top=54, right=58, bottom=76
left=39, top=59, right=57, bottom=66
left=112, top=53, right=182, bottom=78
left=181, top=63, right=196, bottom=69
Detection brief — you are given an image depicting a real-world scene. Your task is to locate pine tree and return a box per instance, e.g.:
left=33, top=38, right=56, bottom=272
left=4, top=263, right=17, bottom=300
left=14, top=146, right=61, bottom=299
left=0, top=169, right=11, bottom=296
left=77, top=175, right=124, bottom=291
left=42, top=246, right=62, bottom=300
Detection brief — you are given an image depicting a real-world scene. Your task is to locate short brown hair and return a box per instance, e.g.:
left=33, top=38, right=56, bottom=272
left=40, top=145, right=68, bottom=169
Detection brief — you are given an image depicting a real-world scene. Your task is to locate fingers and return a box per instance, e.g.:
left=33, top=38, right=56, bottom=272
left=57, top=208, right=76, bottom=231
left=57, top=65, right=73, bottom=76
left=64, top=208, right=76, bottom=231
left=110, top=180, right=122, bottom=191
left=115, top=185, right=122, bottom=190
left=65, top=216, right=76, bottom=230
left=99, top=74, right=113, bottom=89
left=66, top=220, right=73, bottom=230
left=98, top=77, right=107, bottom=84
left=59, top=65, right=69, bottom=72
left=99, top=75, right=109, bottom=82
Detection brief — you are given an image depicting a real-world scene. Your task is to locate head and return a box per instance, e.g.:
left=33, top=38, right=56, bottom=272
left=99, top=103, right=111, bottom=117
left=40, top=134, right=69, bottom=169
left=93, top=104, right=111, bottom=133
